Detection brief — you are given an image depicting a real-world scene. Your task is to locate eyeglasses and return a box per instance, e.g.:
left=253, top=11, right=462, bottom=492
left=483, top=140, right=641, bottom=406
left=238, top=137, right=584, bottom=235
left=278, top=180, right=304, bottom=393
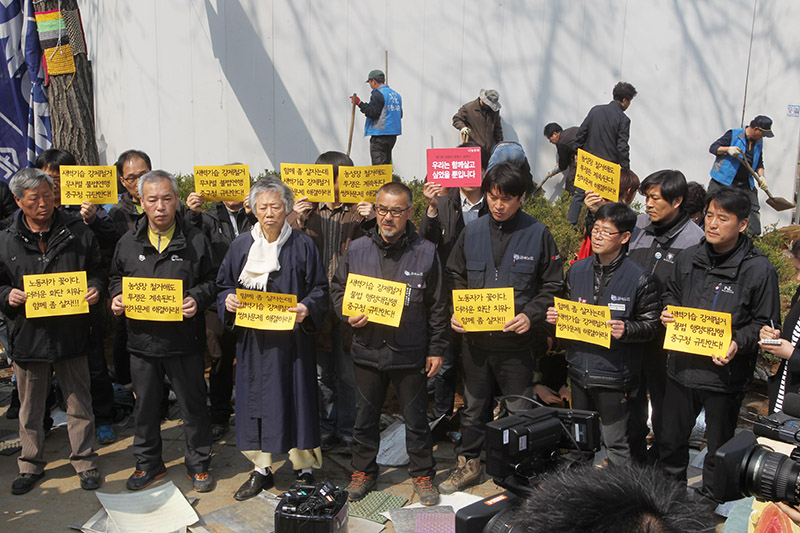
left=375, top=205, right=411, bottom=217
left=121, top=174, right=145, bottom=184
left=591, top=226, right=621, bottom=238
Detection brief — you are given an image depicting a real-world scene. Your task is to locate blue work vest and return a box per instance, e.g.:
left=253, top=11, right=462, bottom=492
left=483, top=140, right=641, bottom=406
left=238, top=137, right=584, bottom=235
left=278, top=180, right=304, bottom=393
left=710, top=128, right=762, bottom=188
left=565, top=256, right=643, bottom=390
left=364, top=85, right=402, bottom=136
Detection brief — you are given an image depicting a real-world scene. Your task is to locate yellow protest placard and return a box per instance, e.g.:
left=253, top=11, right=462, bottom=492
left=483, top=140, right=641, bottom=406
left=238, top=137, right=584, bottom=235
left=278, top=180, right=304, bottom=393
left=553, top=296, right=612, bottom=348
left=338, top=165, right=393, bottom=203
left=452, top=288, right=514, bottom=332
left=279, top=163, right=335, bottom=203
left=122, top=277, right=183, bottom=322
left=193, top=165, right=250, bottom=202
left=341, top=273, right=406, bottom=328
left=574, top=149, right=620, bottom=202
left=663, top=305, right=732, bottom=358
left=60, top=166, right=118, bottom=205
left=234, top=289, right=297, bottom=330
left=23, top=271, right=89, bottom=318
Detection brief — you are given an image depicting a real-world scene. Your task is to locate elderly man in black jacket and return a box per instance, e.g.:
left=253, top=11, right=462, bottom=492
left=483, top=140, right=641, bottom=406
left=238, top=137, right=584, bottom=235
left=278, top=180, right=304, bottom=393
left=547, top=202, right=660, bottom=465
left=576, top=82, right=637, bottom=169
left=110, top=170, right=218, bottom=493
left=0, top=168, right=104, bottom=495
left=331, top=181, right=448, bottom=506
left=659, top=187, right=780, bottom=495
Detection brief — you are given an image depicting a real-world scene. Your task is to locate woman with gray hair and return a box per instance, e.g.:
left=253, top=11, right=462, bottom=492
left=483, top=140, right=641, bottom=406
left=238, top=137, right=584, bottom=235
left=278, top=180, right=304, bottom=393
left=216, top=176, right=328, bottom=500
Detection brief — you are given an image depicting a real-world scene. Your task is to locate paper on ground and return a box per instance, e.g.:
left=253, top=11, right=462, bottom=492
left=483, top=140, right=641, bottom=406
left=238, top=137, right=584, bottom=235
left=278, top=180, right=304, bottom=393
left=381, top=492, right=483, bottom=519
left=376, top=421, right=409, bottom=467
left=95, top=481, right=198, bottom=533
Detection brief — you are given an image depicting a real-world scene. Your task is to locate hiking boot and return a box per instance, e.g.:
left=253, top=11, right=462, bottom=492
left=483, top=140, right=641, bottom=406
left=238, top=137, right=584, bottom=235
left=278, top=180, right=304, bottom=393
left=79, top=468, right=102, bottom=490
left=345, top=471, right=376, bottom=502
left=234, top=470, right=273, bottom=501
left=438, top=456, right=481, bottom=494
left=126, top=463, right=167, bottom=491
left=11, top=472, right=44, bottom=495
left=320, top=434, right=338, bottom=452
left=96, top=425, right=116, bottom=445
left=412, top=476, right=439, bottom=506
left=187, top=471, right=215, bottom=493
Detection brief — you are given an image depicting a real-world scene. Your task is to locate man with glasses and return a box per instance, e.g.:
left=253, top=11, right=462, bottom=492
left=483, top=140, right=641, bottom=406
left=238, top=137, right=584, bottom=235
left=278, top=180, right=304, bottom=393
left=443, top=163, right=564, bottom=492
left=546, top=202, right=660, bottom=466
left=109, top=150, right=151, bottom=237
left=331, top=182, right=448, bottom=506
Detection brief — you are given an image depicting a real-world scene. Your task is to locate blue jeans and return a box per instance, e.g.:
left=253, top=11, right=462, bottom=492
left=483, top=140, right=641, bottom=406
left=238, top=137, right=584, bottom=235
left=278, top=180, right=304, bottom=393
left=317, top=322, right=356, bottom=439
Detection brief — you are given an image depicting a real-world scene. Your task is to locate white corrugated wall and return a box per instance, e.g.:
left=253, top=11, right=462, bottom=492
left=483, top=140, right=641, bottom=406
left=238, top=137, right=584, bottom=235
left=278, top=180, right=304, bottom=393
left=80, top=0, right=800, bottom=227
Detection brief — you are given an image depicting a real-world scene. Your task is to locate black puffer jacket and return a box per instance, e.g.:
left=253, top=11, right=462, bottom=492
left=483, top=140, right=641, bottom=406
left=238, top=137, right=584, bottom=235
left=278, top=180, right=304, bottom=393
left=109, top=213, right=218, bottom=358
left=0, top=209, right=105, bottom=363
left=567, top=252, right=661, bottom=343
left=664, top=235, right=780, bottom=393
left=563, top=252, right=660, bottom=389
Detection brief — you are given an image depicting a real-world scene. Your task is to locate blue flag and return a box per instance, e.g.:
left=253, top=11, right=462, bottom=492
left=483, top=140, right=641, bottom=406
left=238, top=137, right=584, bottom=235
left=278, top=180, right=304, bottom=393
left=0, top=0, right=51, bottom=182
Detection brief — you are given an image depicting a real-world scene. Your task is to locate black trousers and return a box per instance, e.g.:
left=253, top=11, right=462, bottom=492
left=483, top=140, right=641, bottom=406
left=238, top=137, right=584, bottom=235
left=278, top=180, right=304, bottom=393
left=628, top=340, right=668, bottom=463
left=112, top=317, right=131, bottom=385
left=130, top=353, right=212, bottom=474
left=369, top=135, right=397, bottom=165
left=456, top=343, right=535, bottom=459
left=205, top=310, right=236, bottom=426
left=351, top=362, right=434, bottom=478
left=571, top=381, right=634, bottom=465
left=659, top=377, right=743, bottom=491
left=87, top=305, right=115, bottom=426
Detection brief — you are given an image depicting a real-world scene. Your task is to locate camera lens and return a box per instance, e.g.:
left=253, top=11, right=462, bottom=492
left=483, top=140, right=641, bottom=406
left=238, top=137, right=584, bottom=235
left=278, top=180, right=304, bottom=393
left=483, top=508, right=522, bottom=533
left=745, top=446, right=800, bottom=504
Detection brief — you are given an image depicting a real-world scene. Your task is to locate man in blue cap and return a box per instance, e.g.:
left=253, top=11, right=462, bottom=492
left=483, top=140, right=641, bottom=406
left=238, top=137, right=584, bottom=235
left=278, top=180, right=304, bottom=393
left=351, top=70, right=403, bottom=165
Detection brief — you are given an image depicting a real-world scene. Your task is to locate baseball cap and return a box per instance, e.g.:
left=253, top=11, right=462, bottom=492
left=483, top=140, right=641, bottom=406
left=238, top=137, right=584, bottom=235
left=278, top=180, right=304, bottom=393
left=750, top=115, right=774, bottom=137
left=366, top=70, right=385, bottom=83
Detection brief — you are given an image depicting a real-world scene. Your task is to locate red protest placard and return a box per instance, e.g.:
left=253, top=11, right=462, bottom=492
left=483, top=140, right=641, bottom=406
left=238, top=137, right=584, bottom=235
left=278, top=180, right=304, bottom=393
left=426, top=147, right=482, bottom=187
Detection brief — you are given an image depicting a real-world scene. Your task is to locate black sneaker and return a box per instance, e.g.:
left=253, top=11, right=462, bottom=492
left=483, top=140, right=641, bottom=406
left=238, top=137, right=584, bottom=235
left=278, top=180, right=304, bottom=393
left=234, top=470, right=274, bottom=501
left=294, top=470, right=315, bottom=485
left=320, top=434, right=338, bottom=452
left=187, top=471, right=215, bottom=493
left=11, top=472, right=44, bottom=495
left=79, top=468, right=102, bottom=490
left=211, top=424, right=229, bottom=442
left=126, top=463, right=167, bottom=491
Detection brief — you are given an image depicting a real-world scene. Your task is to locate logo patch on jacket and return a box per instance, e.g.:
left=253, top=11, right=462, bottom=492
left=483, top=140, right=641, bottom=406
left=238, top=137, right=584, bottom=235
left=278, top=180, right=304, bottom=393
left=718, top=285, right=734, bottom=295
left=513, top=253, right=535, bottom=261
left=610, top=295, right=631, bottom=302
left=171, top=254, right=183, bottom=262
left=138, top=254, right=146, bottom=262
left=404, top=269, right=422, bottom=277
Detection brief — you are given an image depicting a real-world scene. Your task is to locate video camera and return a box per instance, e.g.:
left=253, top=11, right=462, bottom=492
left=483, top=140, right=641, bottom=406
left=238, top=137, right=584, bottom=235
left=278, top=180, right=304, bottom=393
left=274, top=480, right=348, bottom=533
left=711, top=396, right=800, bottom=504
left=456, top=406, right=602, bottom=533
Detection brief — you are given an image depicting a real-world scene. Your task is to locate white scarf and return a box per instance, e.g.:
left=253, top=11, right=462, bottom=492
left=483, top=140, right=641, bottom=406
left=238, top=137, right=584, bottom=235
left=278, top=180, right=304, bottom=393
left=238, top=221, right=292, bottom=290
